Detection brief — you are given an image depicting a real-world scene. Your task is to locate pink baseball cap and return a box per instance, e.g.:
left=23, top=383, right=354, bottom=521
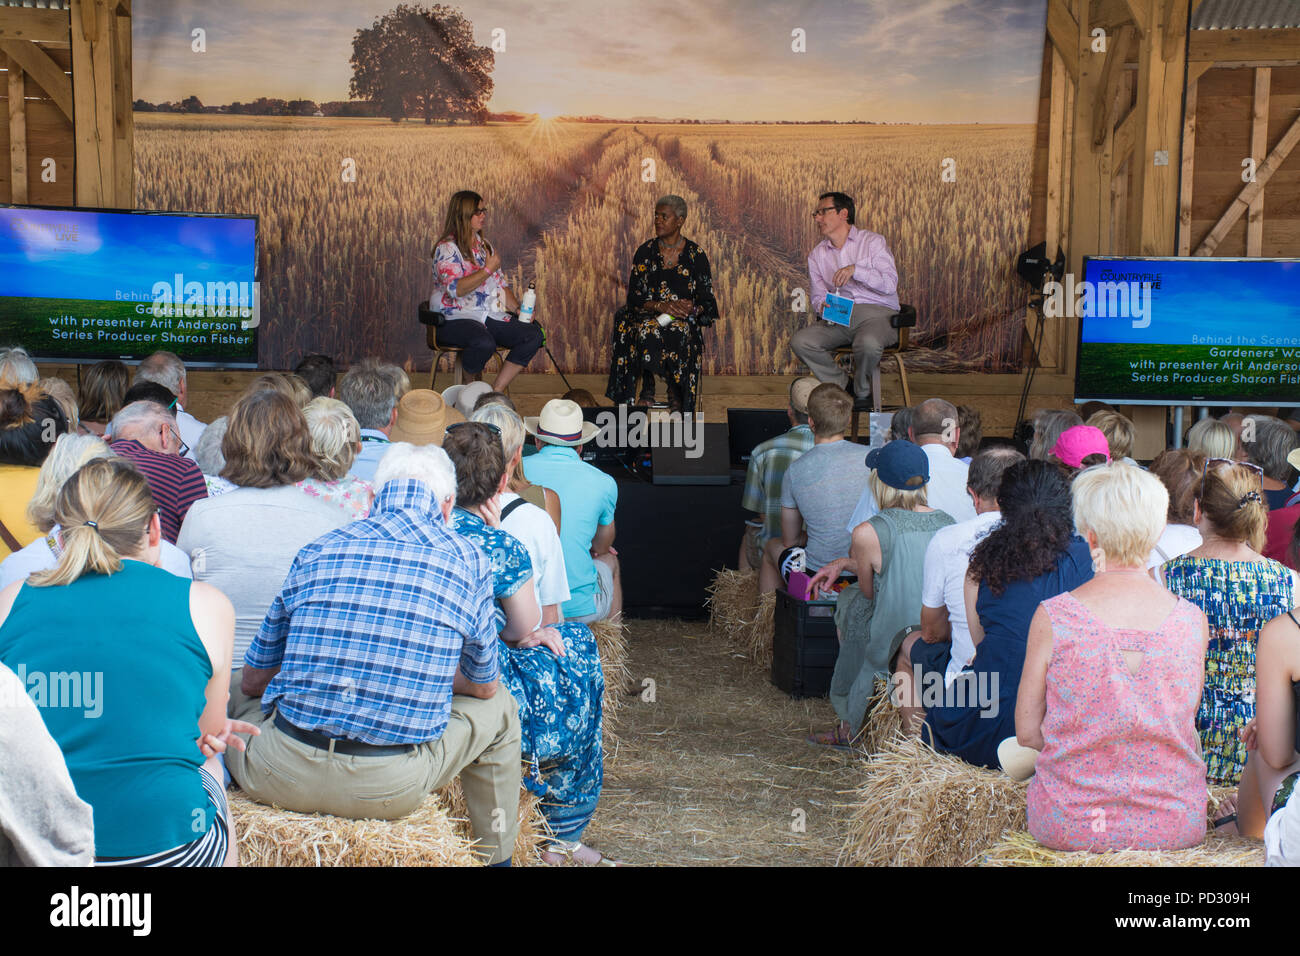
left=1051, top=425, right=1111, bottom=469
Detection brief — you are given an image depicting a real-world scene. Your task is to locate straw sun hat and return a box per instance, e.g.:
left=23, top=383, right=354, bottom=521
left=523, top=399, right=600, bottom=447
left=389, top=389, right=466, bottom=446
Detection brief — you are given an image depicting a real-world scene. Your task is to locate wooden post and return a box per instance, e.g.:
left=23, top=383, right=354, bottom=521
left=70, top=0, right=116, bottom=206
left=1046, top=48, right=1067, bottom=260
left=1247, top=67, right=1270, bottom=257
left=1132, top=0, right=1185, bottom=255
left=1177, top=69, right=1202, bottom=255
left=110, top=2, right=133, bottom=207
left=6, top=54, right=27, bottom=204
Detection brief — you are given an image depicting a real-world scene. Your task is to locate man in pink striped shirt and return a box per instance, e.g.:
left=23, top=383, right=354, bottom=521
left=792, top=192, right=900, bottom=412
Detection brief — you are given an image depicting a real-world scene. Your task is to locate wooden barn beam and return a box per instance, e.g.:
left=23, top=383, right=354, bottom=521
left=1189, top=29, right=1300, bottom=63
left=1119, top=0, right=1150, bottom=36
left=1177, top=72, right=1200, bottom=255
left=1046, top=48, right=1068, bottom=260
left=70, top=0, right=117, bottom=206
left=1093, top=24, right=1135, bottom=145
left=7, top=54, right=28, bottom=204
left=1247, top=68, right=1270, bottom=256
left=1131, top=0, right=1185, bottom=255
left=1048, top=0, right=1081, bottom=83
left=110, top=1, right=133, bottom=206
left=1161, top=0, right=1188, bottom=63
left=0, top=39, right=73, bottom=121
left=1113, top=103, right=1139, bottom=166
left=1197, top=113, right=1300, bottom=255
left=0, top=7, right=71, bottom=45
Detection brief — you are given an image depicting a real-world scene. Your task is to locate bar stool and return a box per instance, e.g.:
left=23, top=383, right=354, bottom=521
left=831, top=304, right=917, bottom=440
left=419, top=304, right=509, bottom=390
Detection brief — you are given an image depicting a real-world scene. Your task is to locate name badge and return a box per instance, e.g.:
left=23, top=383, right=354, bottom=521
left=823, top=293, right=853, bottom=327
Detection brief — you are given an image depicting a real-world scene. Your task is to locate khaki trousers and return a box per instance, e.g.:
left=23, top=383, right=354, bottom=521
left=226, top=690, right=522, bottom=865
left=790, top=303, right=897, bottom=397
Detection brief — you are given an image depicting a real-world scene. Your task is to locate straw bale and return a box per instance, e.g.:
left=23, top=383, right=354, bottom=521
left=589, top=619, right=630, bottom=744
left=981, top=830, right=1262, bottom=867
left=705, top=568, right=775, bottom=666
left=230, top=783, right=549, bottom=867
left=861, top=677, right=902, bottom=755
left=839, top=736, right=1027, bottom=867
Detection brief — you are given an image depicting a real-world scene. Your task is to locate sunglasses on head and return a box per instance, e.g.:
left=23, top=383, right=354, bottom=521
left=1200, top=456, right=1263, bottom=499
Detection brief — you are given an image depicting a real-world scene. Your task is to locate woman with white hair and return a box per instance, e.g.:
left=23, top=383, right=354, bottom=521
left=0, top=434, right=191, bottom=588
left=605, top=194, right=719, bottom=413
left=299, top=397, right=374, bottom=518
left=1017, top=463, right=1210, bottom=851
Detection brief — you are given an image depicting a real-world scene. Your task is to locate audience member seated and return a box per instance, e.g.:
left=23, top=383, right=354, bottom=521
left=1157, top=458, right=1299, bottom=785
left=294, top=354, right=337, bottom=399
left=1027, top=408, right=1082, bottom=461
left=76, top=360, right=129, bottom=438
left=0, top=459, right=249, bottom=866
left=0, top=346, right=38, bottom=389
left=475, top=390, right=515, bottom=413
left=1187, top=416, right=1241, bottom=461
left=886, top=405, right=914, bottom=443
left=955, top=405, right=981, bottom=463
left=300, top=397, right=374, bottom=518
left=1, top=388, right=70, bottom=558
left=1243, top=415, right=1300, bottom=510
left=472, top=404, right=571, bottom=622
left=1235, top=601, right=1300, bottom=839
left=177, top=389, right=350, bottom=706
left=1018, top=463, right=1209, bottom=851
left=562, top=389, right=601, bottom=408
left=894, top=447, right=1024, bottom=732
left=523, top=399, right=621, bottom=624
left=762, top=383, right=868, bottom=594
left=1086, top=409, right=1136, bottom=465
left=339, top=365, right=400, bottom=482
left=0, top=660, right=95, bottom=865
left=443, top=381, right=494, bottom=419
left=40, top=378, right=80, bottom=434
left=1147, top=449, right=1205, bottom=568
left=1048, top=424, right=1111, bottom=478
left=0, top=434, right=191, bottom=588
left=919, top=460, right=1093, bottom=769
left=193, top=417, right=232, bottom=496
left=227, top=443, right=521, bottom=866
left=472, top=399, right=560, bottom=529
left=443, top=424, right=615, bottom=864
left=1264, top=448, right=1300, bottom=570
left=246, top=371, right=313, bottom=408
left=390, top=388, right=466, bottom=446
left=135, top=351, right=206, bottom=458
left=808, top=440, right=955, bottom=746
left=739, top=376, right=816, bottom=578
left=108, top=400, right=207, bottom=543
left=845, top=397, right=976, bottom=533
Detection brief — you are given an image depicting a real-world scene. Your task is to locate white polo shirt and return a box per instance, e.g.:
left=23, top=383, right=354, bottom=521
left=847, top=441, right=976, bottom=531
left=920, top=510, right=1002, bottom=685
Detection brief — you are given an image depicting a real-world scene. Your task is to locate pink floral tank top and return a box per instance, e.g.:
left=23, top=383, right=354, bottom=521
left=1026, top=591, right=1208, bottom=851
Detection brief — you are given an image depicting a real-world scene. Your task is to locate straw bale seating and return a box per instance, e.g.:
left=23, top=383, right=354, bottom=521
left=981, top=830, right=1262, bottom=867
left=590, top=619, right=631, bottom=744
left=705, top=568, right=775, bottom=666
left=230, top=783, right=548, bottom=867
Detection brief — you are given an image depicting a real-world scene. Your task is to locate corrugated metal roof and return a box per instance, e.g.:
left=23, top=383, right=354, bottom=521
left=0, top=1, right=71, bottom=8
left=1192, top=0, right=1300, bottom=29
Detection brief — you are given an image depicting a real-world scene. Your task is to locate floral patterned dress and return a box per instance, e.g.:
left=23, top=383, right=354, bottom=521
left=296, top=476, right=373, bottom=519
left=605, top=237, right=719, bottom=412
left=453, top=509, right=605, bottom=841
left=1162, top=555, right=1295, bottom=785
left=432, top=237, right=510, bottom=321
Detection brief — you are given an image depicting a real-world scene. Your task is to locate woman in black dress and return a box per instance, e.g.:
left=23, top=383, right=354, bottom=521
left=605, top=195, right=719, bottom=413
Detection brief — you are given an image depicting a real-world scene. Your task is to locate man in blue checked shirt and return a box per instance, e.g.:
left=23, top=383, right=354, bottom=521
left=225, top=443, right=522, bottom=865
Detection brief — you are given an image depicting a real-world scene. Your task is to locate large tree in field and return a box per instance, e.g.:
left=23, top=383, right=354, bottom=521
left=350, top=4, right=494, bottom=124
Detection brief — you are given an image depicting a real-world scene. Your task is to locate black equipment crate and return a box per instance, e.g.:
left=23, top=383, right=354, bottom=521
left=771, top=589, right=840, bottom=698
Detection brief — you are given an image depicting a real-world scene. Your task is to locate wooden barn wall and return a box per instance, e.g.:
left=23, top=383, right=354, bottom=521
left=0, top=44, right=75, bottom=206
left=1187, top=65, right=1300, bottom=256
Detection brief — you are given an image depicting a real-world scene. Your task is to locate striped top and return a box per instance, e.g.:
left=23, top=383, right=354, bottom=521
left=110, top=439, right=208, bottom=543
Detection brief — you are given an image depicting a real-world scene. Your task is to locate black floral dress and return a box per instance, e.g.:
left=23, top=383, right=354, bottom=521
left=605, top=237, right=719, bottom=412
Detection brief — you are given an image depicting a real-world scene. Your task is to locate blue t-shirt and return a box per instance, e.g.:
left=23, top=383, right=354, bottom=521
left=523, top=444, right=617, bottom=619
left=0, top=561, right=213, bottom=857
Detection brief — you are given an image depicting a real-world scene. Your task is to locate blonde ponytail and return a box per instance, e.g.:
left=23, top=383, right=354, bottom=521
left=29, top=458, right=156, bottom=587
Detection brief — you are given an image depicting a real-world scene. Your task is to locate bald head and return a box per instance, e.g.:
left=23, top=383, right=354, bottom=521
left=910, top=398, right=960, bottom=451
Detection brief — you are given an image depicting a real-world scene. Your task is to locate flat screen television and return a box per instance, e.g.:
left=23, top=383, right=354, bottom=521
left=0, top=203, right=258, bottom=367
left=1074, top=256, right=1300, bottom=406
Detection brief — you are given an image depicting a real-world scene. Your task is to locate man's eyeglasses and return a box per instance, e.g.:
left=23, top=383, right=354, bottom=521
left=447, top=421, right=501, bottom=436
left=812, top=205, right=838, bottom=219
left=1200, top=456, right=1262, bottom=498
left=166, top=425, right=189, bottom=458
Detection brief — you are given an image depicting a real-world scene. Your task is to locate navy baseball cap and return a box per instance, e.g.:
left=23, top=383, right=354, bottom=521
left=865, top=440, right=930, bottom=490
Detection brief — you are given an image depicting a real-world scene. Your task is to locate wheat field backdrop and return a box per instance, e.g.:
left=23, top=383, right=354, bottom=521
left=135, top=114, right=1033, bottom=374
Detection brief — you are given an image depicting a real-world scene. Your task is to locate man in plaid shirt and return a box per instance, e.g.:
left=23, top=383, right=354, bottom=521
left=739, top=377, right=818, bottom=588
left=227, top=443, right=522, bottom=865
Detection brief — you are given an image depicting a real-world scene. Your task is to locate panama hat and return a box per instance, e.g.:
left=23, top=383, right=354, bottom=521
left=789, top=376, right=820, bottom=416
left=389, top=389, right=465, bottom=446
left=997, top=736, right=1040, bottom=782
left=441, top=381, right=494, bottom=419
left=1288, top=447, right=1300, bottom=474
left=524, top=398, right=600, bottom=447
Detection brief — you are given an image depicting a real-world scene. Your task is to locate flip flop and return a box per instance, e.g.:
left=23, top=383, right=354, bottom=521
left=806, top=725, right=854, bottom=751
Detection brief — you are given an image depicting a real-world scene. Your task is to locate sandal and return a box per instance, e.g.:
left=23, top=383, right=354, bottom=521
left=541, top=840, right=626, bottom=867
left=806, top=722, right=854, bottom=751
left=636, top=394, right=655, bottom=408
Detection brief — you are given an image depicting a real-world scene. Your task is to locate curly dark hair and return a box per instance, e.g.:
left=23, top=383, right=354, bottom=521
left=967, top=459, right=1074, bottom=596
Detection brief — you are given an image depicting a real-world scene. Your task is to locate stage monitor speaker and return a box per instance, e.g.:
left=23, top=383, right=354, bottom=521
left=651, top=423, right=730, bottom=485
left=727, top=408, right=791, bottom=468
